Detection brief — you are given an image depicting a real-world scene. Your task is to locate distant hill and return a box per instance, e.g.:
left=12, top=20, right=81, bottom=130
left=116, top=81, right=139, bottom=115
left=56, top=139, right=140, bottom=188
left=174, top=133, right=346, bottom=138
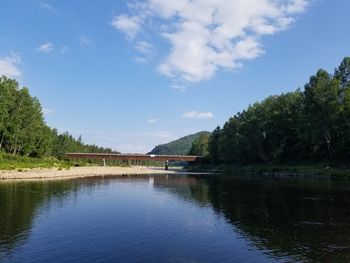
left=148, top=131, right=211, bottom=155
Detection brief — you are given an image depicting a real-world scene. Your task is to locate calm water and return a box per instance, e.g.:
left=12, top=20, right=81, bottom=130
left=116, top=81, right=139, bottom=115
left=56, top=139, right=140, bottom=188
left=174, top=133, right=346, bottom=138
left=1, top=174, right=350, bottom=263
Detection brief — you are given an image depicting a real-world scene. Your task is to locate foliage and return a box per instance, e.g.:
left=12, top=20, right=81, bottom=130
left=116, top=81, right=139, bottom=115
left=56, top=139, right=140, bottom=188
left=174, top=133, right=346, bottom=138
left=188, top=133, right=209, bottom=156
left=201, top=57, right=350, bottom=165
left=0, top=151, right=72, bottom=170
left=148, top=131, right=211, bottom=155
left=0, top=76, right=116, bottom=161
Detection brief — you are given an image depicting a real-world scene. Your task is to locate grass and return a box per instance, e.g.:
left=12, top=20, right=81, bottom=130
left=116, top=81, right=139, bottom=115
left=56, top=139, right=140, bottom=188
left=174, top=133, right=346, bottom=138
left=0, top=152, right=73, bottom=171
left=0, top=152, right=163, bottom=171
left=188, top=162, right=350, bottom=178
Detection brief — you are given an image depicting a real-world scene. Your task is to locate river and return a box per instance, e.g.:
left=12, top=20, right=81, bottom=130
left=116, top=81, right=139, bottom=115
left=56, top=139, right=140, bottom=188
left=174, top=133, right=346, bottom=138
left=1, top=174, right=350, bottom=262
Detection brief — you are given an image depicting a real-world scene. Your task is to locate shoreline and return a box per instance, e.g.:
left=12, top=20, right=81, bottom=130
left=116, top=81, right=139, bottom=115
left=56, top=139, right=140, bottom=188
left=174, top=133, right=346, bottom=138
left=0, top=166, right=209, bottom=181
left=188, top=164, right=350, bottom=178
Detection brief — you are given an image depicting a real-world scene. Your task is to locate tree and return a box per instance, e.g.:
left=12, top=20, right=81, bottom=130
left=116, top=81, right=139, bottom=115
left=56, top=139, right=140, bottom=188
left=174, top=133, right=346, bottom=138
left=0, top=77, right=17, bottom=149
left=0, top=76, right=114, bottom=159
left=304, top=69, right=341, bottom=158
left=188, top=133, right=209, bottom=156
left=206, top=57, right=350, bottom=164
left=208, top=126, right=221, bottom=164
left=334, top=57, right=350, bottom=88
left=4, top=88, right=45, bottom=155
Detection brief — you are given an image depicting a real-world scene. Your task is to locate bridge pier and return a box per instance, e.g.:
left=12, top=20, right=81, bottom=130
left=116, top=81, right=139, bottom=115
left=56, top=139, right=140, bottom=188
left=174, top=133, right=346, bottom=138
left=165, top=160, right=169, bottom=171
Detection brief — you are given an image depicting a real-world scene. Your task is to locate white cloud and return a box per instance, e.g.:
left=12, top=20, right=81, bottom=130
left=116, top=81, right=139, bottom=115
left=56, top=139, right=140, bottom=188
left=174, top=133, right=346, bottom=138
left=80, top=36, right=92, bottom=47
left=285, top=0, right=309, bottom=13
left=113, top=0, right=309, bottom=83
left=0, top=53, right=22, bottom=78
left=170, top=83, right=186, bottom=92
left=39, top=2, right=60, bottom=15
left=135, top=41, right=153, bottom=54
left=42, top=108, right=53, bottom=116
left=182, top=111, right=214, bottom=119
left=133, top=41, right=154, bottom=64
left=111, top=14, right=142, bottom=39
left=133, top=57, right=147, bottom=64
left=147, top=118, right=157, bottom=124
left=37, top=42, right=54, bottom=54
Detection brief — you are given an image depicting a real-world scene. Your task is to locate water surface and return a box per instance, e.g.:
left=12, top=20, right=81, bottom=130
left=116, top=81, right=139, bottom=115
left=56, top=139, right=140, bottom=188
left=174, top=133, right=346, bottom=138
left=1, top=174, right=350, bottom=262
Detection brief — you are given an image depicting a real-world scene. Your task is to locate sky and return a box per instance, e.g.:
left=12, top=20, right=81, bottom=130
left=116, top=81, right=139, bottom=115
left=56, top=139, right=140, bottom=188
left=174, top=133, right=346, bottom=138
left=0, top=0, right=349, bottom=153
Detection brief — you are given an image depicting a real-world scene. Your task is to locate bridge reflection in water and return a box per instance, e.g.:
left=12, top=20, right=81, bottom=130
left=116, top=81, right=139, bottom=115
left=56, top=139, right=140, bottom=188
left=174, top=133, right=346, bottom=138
left=65, top=153, right=202, bottom=170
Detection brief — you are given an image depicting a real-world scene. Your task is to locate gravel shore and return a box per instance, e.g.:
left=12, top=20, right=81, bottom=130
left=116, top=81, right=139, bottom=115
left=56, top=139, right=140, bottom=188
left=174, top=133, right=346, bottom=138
left=0, top=166, right=194, bottom=181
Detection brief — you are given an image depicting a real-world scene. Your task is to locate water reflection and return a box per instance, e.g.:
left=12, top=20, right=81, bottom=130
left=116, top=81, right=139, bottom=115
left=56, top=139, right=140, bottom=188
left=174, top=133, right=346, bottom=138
left=153, top=175, right=350, bottom=262
left=0, top=178, right=121, bottom=258
left=1, top=175, right=350, bottom=262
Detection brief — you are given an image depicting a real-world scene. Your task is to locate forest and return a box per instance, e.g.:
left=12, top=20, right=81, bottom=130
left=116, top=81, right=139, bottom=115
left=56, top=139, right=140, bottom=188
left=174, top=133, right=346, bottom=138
left=191, top=57, right=350, bottom=166
left=0, top=76, right=114, bottom=160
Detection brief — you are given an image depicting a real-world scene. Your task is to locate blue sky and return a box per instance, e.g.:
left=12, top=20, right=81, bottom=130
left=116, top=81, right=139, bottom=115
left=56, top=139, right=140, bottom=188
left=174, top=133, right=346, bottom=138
left=0, top=0, right=349, bottom=153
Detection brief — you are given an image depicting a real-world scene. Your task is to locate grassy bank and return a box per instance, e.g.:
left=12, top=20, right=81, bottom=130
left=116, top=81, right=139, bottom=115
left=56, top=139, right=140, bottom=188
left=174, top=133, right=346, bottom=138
left=188, top=163, right=350, bottom=178
left=0, top=152, right=75, bottom=171
left=0, top=152, right=165, bottom=171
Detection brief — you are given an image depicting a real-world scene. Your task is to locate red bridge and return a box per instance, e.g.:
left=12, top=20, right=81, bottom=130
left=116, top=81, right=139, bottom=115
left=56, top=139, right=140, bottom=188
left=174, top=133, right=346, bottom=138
left=65, top=153, right=202, bottom=170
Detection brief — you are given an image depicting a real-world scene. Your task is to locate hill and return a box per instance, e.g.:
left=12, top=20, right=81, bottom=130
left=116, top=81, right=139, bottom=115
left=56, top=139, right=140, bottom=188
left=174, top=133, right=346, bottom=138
left=148, top=131, right=211, bottom=155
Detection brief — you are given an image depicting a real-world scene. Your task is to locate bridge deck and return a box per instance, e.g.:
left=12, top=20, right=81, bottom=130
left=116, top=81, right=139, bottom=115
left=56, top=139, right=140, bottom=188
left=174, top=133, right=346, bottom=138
left=66, top=153, right=201, bottom=162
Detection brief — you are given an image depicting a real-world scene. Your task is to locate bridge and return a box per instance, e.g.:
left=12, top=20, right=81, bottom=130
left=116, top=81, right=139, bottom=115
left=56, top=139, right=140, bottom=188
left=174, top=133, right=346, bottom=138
left=65, top=153, right=202, bottom=170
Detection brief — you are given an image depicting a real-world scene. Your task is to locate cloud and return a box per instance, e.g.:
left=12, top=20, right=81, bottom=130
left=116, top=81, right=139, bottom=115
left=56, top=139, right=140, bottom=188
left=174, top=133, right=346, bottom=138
left=111, top=14, right=142, bottom=39
left=285, top=0, right=309, bottom=13
left=133, top=41, right=154, bottom=64
left=80, top=36, right=92, bottom=47
left=170, top=83, right=186, bottom=92
left=135, top=41, right=153, bottom=54
left=42, top=108, right=53, bottom=116
left=39, top=2, right=60, bottom=15
left=37, top=43, right=68, bottom=55
left=113, top=0, right=309, bottom=83
left=182, top=111, right=214, bottom=119
left=37, top=42, right=54, bottom=54
left=0, top=53, right=22, bottom=78
left=133, top=57, right=147, bottom=64
left=147, top=118, right=157, bottom=124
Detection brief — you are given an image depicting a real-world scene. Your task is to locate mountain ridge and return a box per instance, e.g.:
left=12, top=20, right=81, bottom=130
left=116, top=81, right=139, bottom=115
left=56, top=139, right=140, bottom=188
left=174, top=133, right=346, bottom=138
left=148, top=131, right=211, bottom=156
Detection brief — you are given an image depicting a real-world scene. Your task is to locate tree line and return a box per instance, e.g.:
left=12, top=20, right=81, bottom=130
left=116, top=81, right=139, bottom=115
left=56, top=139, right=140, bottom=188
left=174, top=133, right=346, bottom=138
left=191, top=57, right=350, bottom=164
left=0, top=76, right=114, bottom=159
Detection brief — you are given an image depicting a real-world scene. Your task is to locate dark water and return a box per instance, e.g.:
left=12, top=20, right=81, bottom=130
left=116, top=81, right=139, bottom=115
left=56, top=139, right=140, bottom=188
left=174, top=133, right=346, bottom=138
left=1, top=174, right=350, bottom=263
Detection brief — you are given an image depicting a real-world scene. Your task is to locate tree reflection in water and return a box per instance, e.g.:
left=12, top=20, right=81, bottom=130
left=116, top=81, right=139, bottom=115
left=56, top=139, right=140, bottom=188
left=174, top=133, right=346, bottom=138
left=1, top=175, right=350, bottom=262
left=153, top=174, right=350, bottom=262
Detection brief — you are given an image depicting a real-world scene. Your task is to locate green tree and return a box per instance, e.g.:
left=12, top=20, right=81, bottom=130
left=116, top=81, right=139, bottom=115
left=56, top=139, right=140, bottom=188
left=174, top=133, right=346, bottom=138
left=304, top=69, right=341, bottom=158
left=0, top=76, right=114, bottom=159
left=208, top=126, right=221, bottom=164
left=188, top=133, right=210, bottom=156
left=334, top=57, right=350, bottom=88
left=0, top=77, right=17, bottom=149
left=5, top=88, right=45, bottom=155
left=206, top=57, right=350, bottom=165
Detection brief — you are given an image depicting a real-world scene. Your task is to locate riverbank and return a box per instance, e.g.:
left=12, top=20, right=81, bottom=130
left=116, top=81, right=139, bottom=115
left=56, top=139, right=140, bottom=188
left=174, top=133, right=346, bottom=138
left=188, top=163, right=350, bottom=178
left=0, top=152, right=73, bottom=170
left=0, top=166, right=201, bottom=181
